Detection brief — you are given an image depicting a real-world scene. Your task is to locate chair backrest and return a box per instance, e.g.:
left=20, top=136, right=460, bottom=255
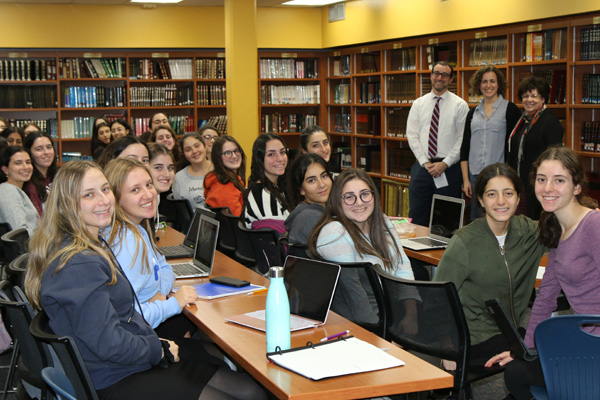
left=374, top=268, right=471, bottom=390
left=277, top=237, right=308, bottom=260
left=207, top=206, right=236, bottom=254
left=1, top=228, right=29, bottom=263
left=306, top=251, right=387, bottom=338
left=0, top=281, right=49, bottom=396
left=7, top=253, right=28, bottom=288
left=0, top=222, right=11, bottom=265
left=534, top=314, right=600, bottom=400
left=42, top=367, right=76, bottom=400
left=163, top=194, right=194, bottom=233
left=30, top=311, right=99, bottom=400
left=237, top=220, right=281, bottom=274
left=222, top=209, right=256, bottom=267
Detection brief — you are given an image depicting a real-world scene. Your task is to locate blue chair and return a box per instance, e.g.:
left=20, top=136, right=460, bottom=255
left=531, top=314, right=600, bottom=400
left=42, top=367, right=76, bottom=400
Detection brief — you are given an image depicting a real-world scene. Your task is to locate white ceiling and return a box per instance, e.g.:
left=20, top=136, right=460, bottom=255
left=0, top=0, right=292, bottom=6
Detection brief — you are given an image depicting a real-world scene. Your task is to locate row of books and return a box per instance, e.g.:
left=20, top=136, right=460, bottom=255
left=333, top=113, right=351, bottom=133
left=357, top=144, right=381, bottom=173
left=332, top=55, right=351, bottom=77
left=60, top=117, right=97, bottom=139
left=129, top=59, right=194, bottom=80
left=59, top=58, right=125, bottom=79
left=383, top=179, right=409, bottom=218
left=580, top=27, right=600, bottom=61
left=358, top=82, right=381, bottom=104
left=581, top=121, right=600, bottom=152
left=356, top=111, right=381, bottom=135
left=0, top=85, right=57, bottom=108
left=519, top=29, right=567, bottom=62
left=62, top=152, right=93, bottom=163
left=63, top=86, right=125, bottom=108
left=260, top=59, right=318, bottom=79
left=129, top=84, right=193, bottom=107
left=199, top=115, right=227, bottom=135
left=332, top=83, right=351, bottom=104
left=426, top=44, right=457, bottom=70
left=131, top=115, right=195, bottom=136
left=260, top=85, right=320, bottom=105
left=386, top=145, right=414, bottom=179
left=0, top=59, right=56, bottom=81
left=468, top=38, right=507, bottom=66
left=390, top=48, right=417, bottom=71
left=518, top=70, right=566, bottom=104
left=386, top=108, right=410, bottom=137
left=360, top=54, right=378, bottom=73
left=197, top=84, right=226, bottom=106
left=260, top=113, right=317, bottom=133
left=3, top=118, right=58, bottom=138
left=582, top=74, right=600, bottom=104
left=332, top=146, right=352, bottom=168
left=197, top=59, right=225, bottom=79
left=385, top=75, right=416, bottom=104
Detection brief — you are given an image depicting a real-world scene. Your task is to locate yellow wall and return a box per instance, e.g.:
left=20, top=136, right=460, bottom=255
left=0, top=4, right=321, bottom=49
left=321, top=0, right=600, bottom=48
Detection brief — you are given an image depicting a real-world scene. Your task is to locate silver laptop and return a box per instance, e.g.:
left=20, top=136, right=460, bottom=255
left=401, top=194, right=465, bottom=251
left=159, top=207, right=205, bottom=259
left=169, top=214, right=219, bottom=279
left=226, top=256, right=341, bottom=332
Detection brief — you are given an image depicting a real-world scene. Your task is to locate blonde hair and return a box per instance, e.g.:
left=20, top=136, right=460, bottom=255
left=25, top=161, right=118, bottom=309
left=104, top=158, right=158, bottom=274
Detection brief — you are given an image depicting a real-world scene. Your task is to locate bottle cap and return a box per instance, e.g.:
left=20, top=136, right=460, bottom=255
left=269, top=266, right=284, bottom=278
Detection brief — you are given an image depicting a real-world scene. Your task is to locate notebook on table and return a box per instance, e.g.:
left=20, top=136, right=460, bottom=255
left=485, top=299, right=538, bottom=361
left=226, top=256, right=341, bottom=332
left=169, top=214, right=219, bottom=279
left=159, top=207, right=204, bottom=259
left=400, top=194, right=465, bottom=251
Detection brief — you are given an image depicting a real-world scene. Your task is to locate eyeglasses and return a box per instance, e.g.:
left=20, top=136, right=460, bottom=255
left=203, top=134, right=218, bottom=142
left=432, top=71, right=451, bottom=79
left=221, top=148, right=241, bottom=158
left=341, top=190, right=374, bottom=206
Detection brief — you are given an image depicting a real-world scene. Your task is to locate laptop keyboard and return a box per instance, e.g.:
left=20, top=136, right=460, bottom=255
left=171, top=263, right=208, bottom=277
left=410, top=237, right=447, bottom=247
left=245, top=310, right=315, bottom=330
left=160, top=245, right=193, bottom=257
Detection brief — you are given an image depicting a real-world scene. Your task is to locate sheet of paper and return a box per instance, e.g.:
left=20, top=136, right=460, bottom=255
left=433, top=172, right=448, bottom=189
left=536, top=266, right=545, bottom=280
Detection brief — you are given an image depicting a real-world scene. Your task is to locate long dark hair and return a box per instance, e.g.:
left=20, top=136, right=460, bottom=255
left=474, top=163, right=522, bottom=212
left=308, top=168, right=400, bottom=271
left=300, top=125, right=327, bottom=152
left=91, top=122, right=111, bottom=160
left=178, top=131, right=206, bottom=170
left=208, top=135, right=246, bottom=192
left=287, top=153, right=331, bottom=209
left=247, top=133, right=289, bottom=210
left=150, top=125, right=181, bottom=167
left=534, top=146, right=598, bottom=248
left=0, top=145, right=28, bottom=183
left=23, top=131, right=57, bottom=203
left=97, top=136, right=149, bottom=168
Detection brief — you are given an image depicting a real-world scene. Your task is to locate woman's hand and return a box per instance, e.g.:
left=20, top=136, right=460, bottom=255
left=165, top=339, right=180, bottom=362
left=485, top=351, right=513, bottom=368
left=462, top=180, right=472, bottom=198
left=172, top=286, right=197, bottom=310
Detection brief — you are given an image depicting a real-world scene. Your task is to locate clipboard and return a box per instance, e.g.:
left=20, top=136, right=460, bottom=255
left=266, top=336, right=404, bottom=380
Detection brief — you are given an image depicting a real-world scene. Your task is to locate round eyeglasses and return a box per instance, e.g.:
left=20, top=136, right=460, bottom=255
left=221, top=148, right=241, bottom=158
left=203, top=134, right=218, bottom=142
left=341, top=190, right=374, bottom=206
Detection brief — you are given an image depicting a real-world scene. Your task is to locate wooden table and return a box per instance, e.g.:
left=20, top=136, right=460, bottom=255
left=158, top=227, right=453, bottom=400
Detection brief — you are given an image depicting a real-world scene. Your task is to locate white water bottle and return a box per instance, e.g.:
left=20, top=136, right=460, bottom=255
left=265, top=266, right=291, bottom=353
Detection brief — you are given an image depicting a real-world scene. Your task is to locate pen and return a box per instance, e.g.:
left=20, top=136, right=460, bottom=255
left=249, top=288, right=268, bottom=295
left=320, top=330, right=350, bottom=342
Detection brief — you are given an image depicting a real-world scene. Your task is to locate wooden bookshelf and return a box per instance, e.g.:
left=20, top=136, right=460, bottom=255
left=0, top=50, right=227, bottom=161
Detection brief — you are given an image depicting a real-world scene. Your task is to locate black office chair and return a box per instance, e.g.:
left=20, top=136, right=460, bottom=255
left=221, top=209, right=256, bottom=268
left=206, top=206, right=236, bottom=257
left=1, top=228, right=29, bottom=265
left=30, top=310, right=99, bottom=400
left=237, top=221, right=282, bottom=274
left=7, top=253, right=27, bottom=289
left=163, top=194, right=194, bottom=233
left=306, top=250, right=387, bottom=338
left=0, top=280, right=50, bottom=400
left=374, top=268, right=504, bottom=400
left=277, top=237, right=308, bottom=260
left=0, top=223, right=11, bottom=274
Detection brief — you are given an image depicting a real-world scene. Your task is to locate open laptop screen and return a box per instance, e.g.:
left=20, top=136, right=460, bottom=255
left=194, top=215, right=219, bottom=272
left=429, top=195, right=464, bottom=239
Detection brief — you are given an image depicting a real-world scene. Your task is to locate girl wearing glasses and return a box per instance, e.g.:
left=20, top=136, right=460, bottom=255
left=204, top=135, right=246, bottom=216
left=309, top=168, right=414, bottom=326
left=506, top=76, right=563, bottom=219
left=198, top=126, right=219, bottom=162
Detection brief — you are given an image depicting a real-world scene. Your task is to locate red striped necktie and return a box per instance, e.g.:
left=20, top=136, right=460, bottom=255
left=428, top=96, right=441, bottom=159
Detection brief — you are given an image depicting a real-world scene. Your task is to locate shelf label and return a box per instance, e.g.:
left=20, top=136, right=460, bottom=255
left=152, top=52, right=169, bottom=58
left=527, top=24, right=542, bottom=32
left=393, top=43, right=403, bottom=49
left=428, top=38, right=439, bottom=45
left=361, top=47, right=369, bottom=53
left=84, top=53, right=102, bottom=58
left=281, top=53, right=297, bottom=58
left=593, top=16, right=600, bottom=25
left=8, top=53, right=27, bottom=58
left=217, top=52, right=225, bottom=58
left=333, top=51, right=341, bottom=57
left=475, top=31, right=487, bottom=39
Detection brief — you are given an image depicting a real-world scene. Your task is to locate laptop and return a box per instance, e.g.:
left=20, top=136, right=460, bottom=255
left=169, top=214, right=220, bottom=279
left=485, top=299, right=538, bottom=361
left=159, top=208, right=202, bottom=259
left=400, top=194, right=465, bottom=251
left=226, top=256, right=341, bottom=332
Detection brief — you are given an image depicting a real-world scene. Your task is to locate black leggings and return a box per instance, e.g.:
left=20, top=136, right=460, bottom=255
left=504, top=358, right=544, bottom=400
